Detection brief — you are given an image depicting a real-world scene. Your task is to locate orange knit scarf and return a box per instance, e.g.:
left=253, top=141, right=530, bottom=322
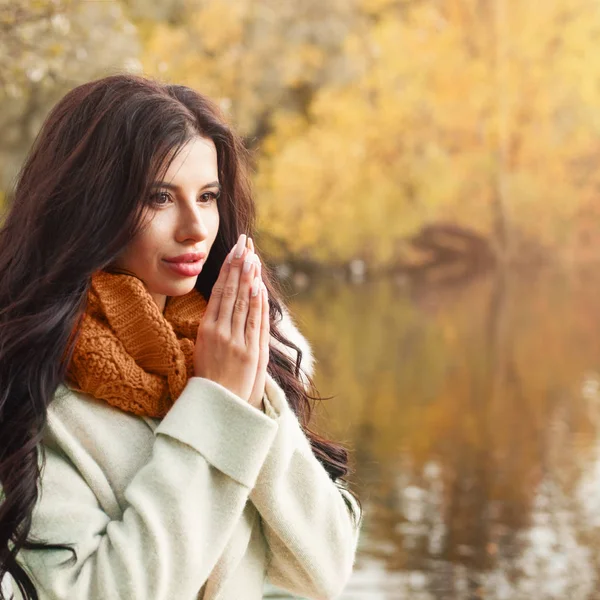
left=66, top=271, right=208, bottom=418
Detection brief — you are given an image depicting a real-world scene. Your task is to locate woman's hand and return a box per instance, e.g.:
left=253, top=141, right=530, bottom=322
left=193, top=234, right=269, bottom=408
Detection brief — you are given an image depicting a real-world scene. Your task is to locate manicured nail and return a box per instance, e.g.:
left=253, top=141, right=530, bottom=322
left=234, top=234, right=247, bottom=259
left=251, top=276, right=260, bottom=297
left=227, top=247, right=235, bottom=264
left=248, top=237, right=254, bottom=252
left=243, top=253, right=254, bottom=273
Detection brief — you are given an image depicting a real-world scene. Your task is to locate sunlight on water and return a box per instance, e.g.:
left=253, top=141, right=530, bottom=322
left=287, top=268, right=600, bottom=600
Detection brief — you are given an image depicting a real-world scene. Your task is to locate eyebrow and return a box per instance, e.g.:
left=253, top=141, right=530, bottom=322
left=151, top=180, right=221, bottom=192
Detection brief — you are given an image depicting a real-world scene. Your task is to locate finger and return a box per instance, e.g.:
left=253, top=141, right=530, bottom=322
left=254, top=282, right=270, bottom=368
left=203, top=246, right=233, bottom=323
left=243, top=275, right=263, bottom=349
left=231, top=249, right=258, bottom=342
left=216, top=234, right=249, bottom=334
left=227, top=233, right=247, bottom=264
left=258, top=282, right=270, bottom=359
left=249, top=283, right=270, bottom=406
left=247, top=237, right=259, bottom=274
left=254, top=251, right=261, bottom=279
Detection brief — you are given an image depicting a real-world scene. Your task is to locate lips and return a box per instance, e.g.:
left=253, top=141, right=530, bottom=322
left=163, top=252, right=207, bottom=277
left=164, top=252, right=206, bottom=263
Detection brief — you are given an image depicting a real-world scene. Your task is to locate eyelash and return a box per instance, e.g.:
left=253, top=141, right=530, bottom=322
left=150, top=190, right=221, bottom=206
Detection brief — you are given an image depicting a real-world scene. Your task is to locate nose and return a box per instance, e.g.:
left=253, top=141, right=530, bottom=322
left=175, top=201, right=209, bottom=243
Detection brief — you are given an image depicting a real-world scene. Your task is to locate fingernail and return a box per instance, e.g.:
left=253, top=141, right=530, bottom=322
left=234, top=234, right=247, bottom=259
left=251, top=276, right=260, bottom=297
left=227, top=247, right=235, bottom=264
left=248, top=237, right=254, bottom=252
left=243, top=253, right=254, bottom=273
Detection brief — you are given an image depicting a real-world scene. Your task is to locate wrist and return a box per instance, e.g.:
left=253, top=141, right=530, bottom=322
left=249, top=392, right=266, bottom=413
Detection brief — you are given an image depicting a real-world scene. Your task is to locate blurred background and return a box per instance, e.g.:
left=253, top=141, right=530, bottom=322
left=4, top=1, right=600, bottom=598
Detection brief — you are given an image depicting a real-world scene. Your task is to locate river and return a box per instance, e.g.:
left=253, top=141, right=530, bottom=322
left=286, top=267, right=600, bottom=600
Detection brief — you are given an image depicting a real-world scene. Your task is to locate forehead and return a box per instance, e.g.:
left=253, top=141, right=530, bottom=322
left=160, top=136, right=218, bottom=182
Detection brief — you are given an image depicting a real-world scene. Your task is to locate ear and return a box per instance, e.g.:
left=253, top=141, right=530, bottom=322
left=271, top=304, right=316, bottom=388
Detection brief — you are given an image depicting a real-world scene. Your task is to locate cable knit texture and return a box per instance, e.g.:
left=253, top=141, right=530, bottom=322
left=66, top=271, right=208, bottom=418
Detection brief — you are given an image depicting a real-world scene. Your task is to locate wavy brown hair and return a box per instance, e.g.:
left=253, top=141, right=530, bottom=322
left=0, top=73, right=359, bottom=600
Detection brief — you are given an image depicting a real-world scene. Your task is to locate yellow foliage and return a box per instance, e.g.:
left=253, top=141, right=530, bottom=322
left=6, top=0, right=600, bottom=264
left=136, top=0, right=600, bottom=264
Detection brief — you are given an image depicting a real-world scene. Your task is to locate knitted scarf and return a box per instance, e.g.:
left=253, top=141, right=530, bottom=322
left=66, top=271, right=208, bottom=418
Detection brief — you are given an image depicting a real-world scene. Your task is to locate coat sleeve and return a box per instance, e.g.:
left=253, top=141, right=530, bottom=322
left=250, top=374, right=362, bottom=600
left=16, top=377, right=278, bottom=600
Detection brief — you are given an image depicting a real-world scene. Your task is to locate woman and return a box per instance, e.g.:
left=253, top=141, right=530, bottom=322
left=0, top=74, right=361, bottom=600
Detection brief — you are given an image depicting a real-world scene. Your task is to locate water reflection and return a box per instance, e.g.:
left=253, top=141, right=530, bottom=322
left=287, top=268, right=600, bottom=599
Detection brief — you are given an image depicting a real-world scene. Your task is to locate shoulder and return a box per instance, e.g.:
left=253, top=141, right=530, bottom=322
left=271, top=304, right=315, bottom=384
left=43, top=385, right=156, bottom=517
left=46, top=384, right=156, bottom=454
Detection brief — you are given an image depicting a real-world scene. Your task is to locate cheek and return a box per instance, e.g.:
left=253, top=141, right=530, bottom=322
left=122, top=223, right=165, bottom=269
left=118, top=239, right=148, bottom=273
left=137, top=217, right=171, bottom=257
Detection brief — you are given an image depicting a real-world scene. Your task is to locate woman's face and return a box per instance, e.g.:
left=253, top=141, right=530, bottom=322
left=114, top=136, right=221, bottom=311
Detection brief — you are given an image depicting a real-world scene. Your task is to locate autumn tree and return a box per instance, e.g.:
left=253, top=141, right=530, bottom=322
left=5, top=0, right=600, bottom=265
left=0, top=0, right=138, bottom=195
left=255, top=0, right=600, bottom=265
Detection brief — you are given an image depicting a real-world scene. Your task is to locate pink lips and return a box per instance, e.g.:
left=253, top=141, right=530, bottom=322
left=163, top=252, right=207, bottom=277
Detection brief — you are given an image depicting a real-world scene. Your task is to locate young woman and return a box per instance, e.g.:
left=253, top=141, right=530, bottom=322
left=0, top=74, right=361, bottom=600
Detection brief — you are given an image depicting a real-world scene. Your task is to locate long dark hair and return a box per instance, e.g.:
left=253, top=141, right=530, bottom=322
left=0, top=73, right=358, bottom=600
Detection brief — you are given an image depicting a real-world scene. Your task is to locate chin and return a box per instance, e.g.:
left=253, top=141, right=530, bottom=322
left=157, top=277, right=199, bottom=298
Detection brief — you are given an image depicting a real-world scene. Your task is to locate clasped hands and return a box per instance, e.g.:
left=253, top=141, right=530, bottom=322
left=193, top=234, right=269, bottom=411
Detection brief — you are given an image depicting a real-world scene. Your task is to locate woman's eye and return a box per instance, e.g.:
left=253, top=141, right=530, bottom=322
left=200, top=191, right=220, bottom=203
left=150, top=191, right=171, bottom=205
left=150, top=190, right=220, bottom=206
